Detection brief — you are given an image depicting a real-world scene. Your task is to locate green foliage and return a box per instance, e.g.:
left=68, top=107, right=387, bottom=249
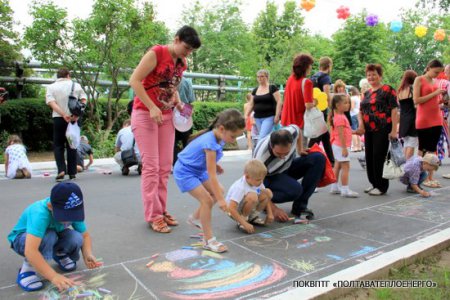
left=0, top=98, right=53, bottom=151
left=332, top=12, right=392, bottom=87
left=23, top=0, right=169, bottom=141
left=0, top=0, right=21, bottom=74
left=192, top=101, right=243, bottom=130
left=419, top=0, right=450, bottom=11
left=0, top=98, right=242, bottom=155
left=252, top=1, right=305, bottom=67
left=388, top=9, right=449, bottom=75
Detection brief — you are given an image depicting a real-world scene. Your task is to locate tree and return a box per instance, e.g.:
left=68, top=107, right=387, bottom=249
left=180, top=0, right=259, bottom=100
left=419, top=0, right=450, bottom=11
left=252, top=1, right=305, bottom=67
left=0, top=0, right=21, bottom=75
left=24, top=0, right=168, bottom=142
left=332, top=12, right=393, bottom=87
left=388, top=9, right=449, bottom=75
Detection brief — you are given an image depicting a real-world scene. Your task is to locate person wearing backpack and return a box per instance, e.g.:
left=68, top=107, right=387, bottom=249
left=308, top=57, right=335, bottom=166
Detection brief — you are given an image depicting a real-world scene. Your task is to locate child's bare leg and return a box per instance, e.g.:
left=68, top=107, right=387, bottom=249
left=188, top=186, right=214, bottom=241
left=333, top=162, right=341, bottom=185
left=241, top=193, right=258, bottom=218
left=256, top=189, right=272, bottom=212
left=340, top=162, right=350, bottom=186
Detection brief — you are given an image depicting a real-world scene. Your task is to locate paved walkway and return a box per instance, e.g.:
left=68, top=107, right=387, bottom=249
left=1, top=151, right=449, bottom=299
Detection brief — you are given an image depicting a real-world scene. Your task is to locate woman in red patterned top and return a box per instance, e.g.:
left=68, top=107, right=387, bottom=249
left=413, top=59, right=445, bottom=188
left=129, top=26, right=201, bottom=233
left=356, top=64, right=399, bottom=196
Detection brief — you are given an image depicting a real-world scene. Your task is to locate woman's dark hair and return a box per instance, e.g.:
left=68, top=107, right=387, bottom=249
left=176, top=25, right=201, bottom=49
left=57, top=67, right=70, bottom=78
left=425, top=59, right=444, bottom=72
left=329, top=93, right=348, bottom=128
left=188, top=108, right=245, bottom=142
left=398, top=70, right=417, bottom=92
left=292, top=54, right=314, bottom=79
left=270, top=129, right=294, bottom=147
left=365, top=64, right=383, bottom=77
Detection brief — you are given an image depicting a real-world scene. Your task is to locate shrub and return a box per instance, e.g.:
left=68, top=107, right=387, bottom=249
left=0, top=98, right=244, bottom=155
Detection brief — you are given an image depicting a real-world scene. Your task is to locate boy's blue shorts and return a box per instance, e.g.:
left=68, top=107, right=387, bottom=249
left=173, top=161, right=209, bottom=193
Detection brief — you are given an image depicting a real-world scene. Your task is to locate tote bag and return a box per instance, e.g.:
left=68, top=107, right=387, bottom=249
left=301, top=79, right=328, bottom=138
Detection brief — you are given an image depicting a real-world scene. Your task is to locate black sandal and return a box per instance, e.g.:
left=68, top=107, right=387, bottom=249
left=55, top=172, right=65, bottom=182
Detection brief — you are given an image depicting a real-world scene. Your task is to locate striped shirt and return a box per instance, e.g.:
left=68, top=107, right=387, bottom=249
left=253, top=125, right=299, bottom=176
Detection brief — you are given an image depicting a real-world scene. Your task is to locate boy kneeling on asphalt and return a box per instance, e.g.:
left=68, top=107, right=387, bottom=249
left=226, top=159, right=274, bottom=233
left=400, top=153, right=440, bottom=198
left=7, top=182, right=102, bottom=292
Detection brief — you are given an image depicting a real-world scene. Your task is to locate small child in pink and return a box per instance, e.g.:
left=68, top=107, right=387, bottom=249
left=329, top=94, right=358, bottom=197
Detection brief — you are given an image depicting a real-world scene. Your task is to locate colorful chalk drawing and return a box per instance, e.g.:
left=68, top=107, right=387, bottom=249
left=243, top=235, right=289, bottom=250
left=287, top=259, right=317, bottom=272
left=38, top=272, right=143, bottom=300
left=147, top=249, right=287, bottom=299
left=372, top=198, right=448, bottom=223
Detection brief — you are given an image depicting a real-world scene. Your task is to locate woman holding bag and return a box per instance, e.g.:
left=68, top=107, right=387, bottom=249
left=129, top=26, right=201, bottom=233
left=355, top=64, right=399, bottom=196
left=281, top=54, right=315, bottom=134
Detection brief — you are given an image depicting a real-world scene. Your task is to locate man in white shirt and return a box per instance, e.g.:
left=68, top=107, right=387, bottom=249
left=114, top=119, right=141, bottom=175
left=46, top=68, right=87, bottom=181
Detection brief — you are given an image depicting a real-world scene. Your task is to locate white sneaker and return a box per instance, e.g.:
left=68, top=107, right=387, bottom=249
left=368, top=188, right=384, bottom=196
left=364, top=186, right=374, bottom=193
left=330, top=187, right=341, bottom=194
left=341, top=190, right=359, bottom=198
left=187, top=215, right=202, bottom=229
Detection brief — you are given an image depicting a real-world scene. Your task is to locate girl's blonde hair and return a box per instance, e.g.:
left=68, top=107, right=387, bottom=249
left=7, top=134, right=22, bottom=145
left=329, top=93, right=348, bottom=128
left=188, top=108, right=245, bottom=142
left=244, top=159, right=267, bottom=178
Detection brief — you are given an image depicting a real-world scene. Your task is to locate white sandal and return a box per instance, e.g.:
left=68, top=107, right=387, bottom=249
left=203, top=237, right=228, bottom=253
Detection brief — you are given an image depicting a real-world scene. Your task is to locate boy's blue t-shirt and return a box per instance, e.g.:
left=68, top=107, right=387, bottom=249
left=7, top=198, right=87, bottom=244
left=177, top=130, right=225, bottom=174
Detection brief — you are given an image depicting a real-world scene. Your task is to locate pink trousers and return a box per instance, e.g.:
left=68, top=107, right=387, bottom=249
left=131, top=109, right=175, bottom=222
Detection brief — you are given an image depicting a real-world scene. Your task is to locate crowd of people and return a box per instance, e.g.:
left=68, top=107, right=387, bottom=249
left=4, top=24, right=450, bottom=292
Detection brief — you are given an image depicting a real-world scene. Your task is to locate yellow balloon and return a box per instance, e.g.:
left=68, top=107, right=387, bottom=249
left=313, top=87, right=321, bottom=99
left=415, top=25, right=427, bottom=38
left=316, top=92, right=328, bottom=111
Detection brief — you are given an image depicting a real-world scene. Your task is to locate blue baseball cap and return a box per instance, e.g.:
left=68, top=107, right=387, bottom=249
left=50, top=182, right=85, bottom=222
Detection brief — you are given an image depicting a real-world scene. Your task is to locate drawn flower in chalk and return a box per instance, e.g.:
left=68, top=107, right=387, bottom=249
left=314, top=236, right=332, bottom=242
left=147, top=249, right=287, bottom=299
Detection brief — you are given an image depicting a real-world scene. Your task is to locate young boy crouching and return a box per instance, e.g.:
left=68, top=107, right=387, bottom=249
left=400, top=153, right=440, bottom=198
left=225, top=159, right=274, bottom=233
left=7, top=182, right=102, bottom=292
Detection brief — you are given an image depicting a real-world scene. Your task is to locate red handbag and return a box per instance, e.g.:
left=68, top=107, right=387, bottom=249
left=308, top=143, right=336, bottom=187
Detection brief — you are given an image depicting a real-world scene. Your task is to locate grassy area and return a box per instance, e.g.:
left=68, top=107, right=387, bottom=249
left=343, top=247, right=450, bottom=299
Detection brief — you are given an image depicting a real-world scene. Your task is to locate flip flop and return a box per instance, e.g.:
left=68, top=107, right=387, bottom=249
left=442, top=174, right=450, bottom=179
left=17, top=270, right=44, bottom=292
left=53, top=255, right=77, bottom=272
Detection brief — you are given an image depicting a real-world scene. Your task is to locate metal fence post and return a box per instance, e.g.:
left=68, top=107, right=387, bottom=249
left=217, top=75, right=225, bottom=101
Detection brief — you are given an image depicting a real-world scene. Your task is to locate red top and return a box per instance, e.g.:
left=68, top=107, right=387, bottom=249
left=415, top=77, right=443, bottom=129
left=331, top=113, right=352, bottom=147
left=281, top=75, right=313, bottom=129
left=133, top=45, right=187, bottom=114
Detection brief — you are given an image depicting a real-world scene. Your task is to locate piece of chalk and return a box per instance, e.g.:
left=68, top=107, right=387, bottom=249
left=43, top=172, right=50, bottom=176
left=191, top=243, right=202, bottom=246
left=151, top=253, right=159, bottom=258
left=190, top=235, right=202, bottom=239
left=288, top=217, right=295, bottom=220
left=303, top=239, right=308, bottom=242
left=76, top=292, right=93, bottom=298
left=146, top=260, right=154, bottom=267
left=182, top=246, right=195, bottom=250
left=98, top=287, right=111, bottom=294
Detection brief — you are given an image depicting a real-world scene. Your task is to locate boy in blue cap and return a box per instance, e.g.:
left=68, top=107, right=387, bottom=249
left=7, top=182, right=102, bottom=292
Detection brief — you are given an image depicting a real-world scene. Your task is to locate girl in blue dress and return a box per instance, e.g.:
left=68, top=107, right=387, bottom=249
left=173, top=109, right=245, bottom=253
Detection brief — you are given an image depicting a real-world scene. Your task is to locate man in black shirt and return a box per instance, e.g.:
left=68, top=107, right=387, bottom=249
left=308, top=57, right=335, bottom=166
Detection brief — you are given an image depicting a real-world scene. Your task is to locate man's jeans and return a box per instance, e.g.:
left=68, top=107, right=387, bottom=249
left=264, top=152, right=325, bottom=216
left=12, top=229, right=83, bottom=262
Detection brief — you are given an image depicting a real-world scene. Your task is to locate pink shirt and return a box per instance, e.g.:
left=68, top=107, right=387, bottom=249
left=415, top=77, right=443, bottom=129
left=331, top=113, right=352, bottom=147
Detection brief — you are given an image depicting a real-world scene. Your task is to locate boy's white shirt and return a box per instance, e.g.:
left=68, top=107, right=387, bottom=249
left=225, top=175, right=265, bottom=205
